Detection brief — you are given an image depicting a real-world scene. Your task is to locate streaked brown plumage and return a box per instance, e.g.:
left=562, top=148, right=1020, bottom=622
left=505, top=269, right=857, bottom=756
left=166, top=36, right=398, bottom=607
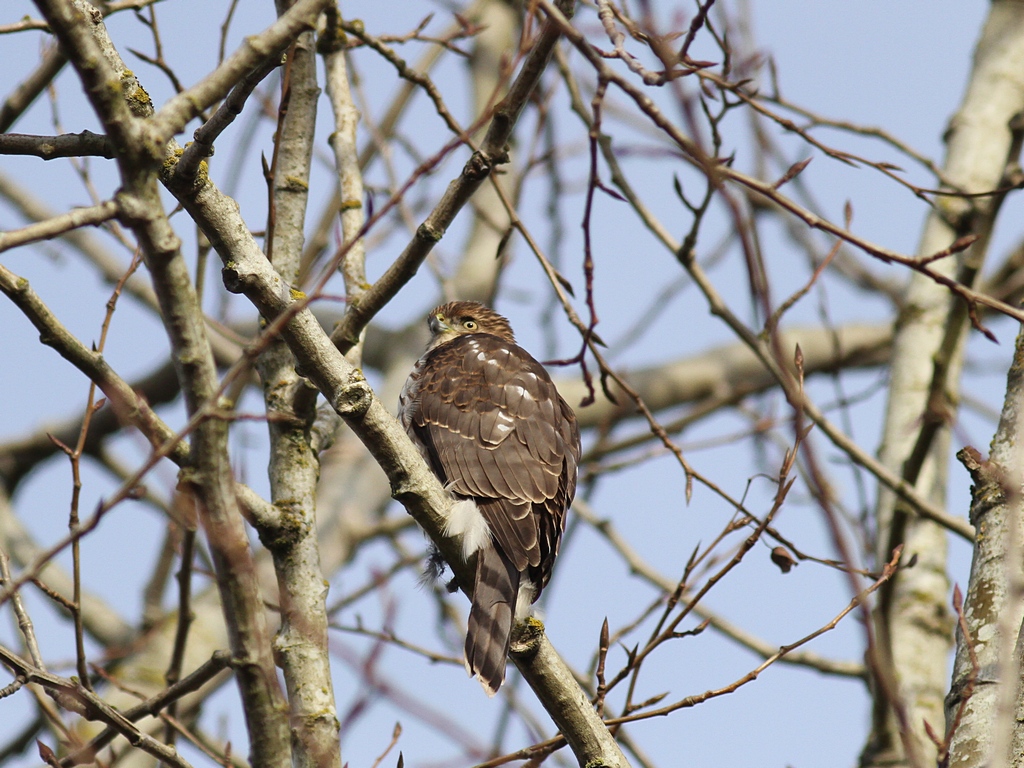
left=399, top=301, right=580, bottom=695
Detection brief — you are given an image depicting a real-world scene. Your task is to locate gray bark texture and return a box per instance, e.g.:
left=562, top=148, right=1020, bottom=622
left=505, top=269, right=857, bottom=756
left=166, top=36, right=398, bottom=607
left=864, top=2, right=1024, bottom=765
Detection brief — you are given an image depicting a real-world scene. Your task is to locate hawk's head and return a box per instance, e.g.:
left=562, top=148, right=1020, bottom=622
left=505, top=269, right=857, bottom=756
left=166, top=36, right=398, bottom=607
left=425, top=301, right=515, bottom=350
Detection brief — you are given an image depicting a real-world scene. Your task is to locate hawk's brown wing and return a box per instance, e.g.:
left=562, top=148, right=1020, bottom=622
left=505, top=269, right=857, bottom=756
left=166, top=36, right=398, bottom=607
left=403, top=333, right=580, bottom=590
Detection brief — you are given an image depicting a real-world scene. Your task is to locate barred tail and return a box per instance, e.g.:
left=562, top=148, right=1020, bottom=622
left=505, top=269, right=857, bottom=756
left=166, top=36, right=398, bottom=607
left=465, top=545, right=520, bottom=696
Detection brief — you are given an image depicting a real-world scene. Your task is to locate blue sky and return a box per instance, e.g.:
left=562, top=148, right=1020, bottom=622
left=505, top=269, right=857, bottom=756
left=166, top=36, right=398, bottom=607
left=0, top=2, right=1008, bottom=766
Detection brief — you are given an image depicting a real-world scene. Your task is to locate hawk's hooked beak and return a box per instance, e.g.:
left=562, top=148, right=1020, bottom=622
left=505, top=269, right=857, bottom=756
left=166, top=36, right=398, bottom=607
left=428, top=313, right=451, bottom=336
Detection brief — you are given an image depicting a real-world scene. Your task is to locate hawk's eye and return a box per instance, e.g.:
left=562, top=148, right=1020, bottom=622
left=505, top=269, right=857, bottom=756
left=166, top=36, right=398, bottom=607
left=463, top=319, right=478, bottom=330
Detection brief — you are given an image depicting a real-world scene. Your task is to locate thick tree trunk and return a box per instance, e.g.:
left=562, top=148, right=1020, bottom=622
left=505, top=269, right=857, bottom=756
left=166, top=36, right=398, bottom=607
left=864, top=2, right=1024, bottom=765
left=948, top=330, right=1024, bottom=767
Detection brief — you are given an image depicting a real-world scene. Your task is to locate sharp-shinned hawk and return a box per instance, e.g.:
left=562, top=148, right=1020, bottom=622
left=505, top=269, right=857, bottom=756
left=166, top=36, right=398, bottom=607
left=399, top=301, right=581, bottom=695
